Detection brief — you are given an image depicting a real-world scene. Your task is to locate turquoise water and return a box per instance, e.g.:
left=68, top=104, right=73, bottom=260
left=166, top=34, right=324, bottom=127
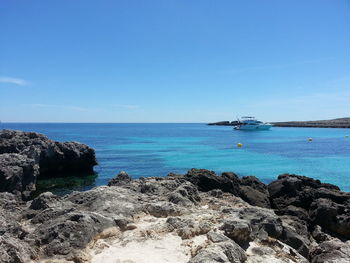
left=2, top=123, right=350, bottom=192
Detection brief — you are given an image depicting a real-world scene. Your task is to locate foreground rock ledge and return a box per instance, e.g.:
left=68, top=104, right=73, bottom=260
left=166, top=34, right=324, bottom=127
left=1, top=169, right=350, bottom=263
left=0, top=129, right=97, bottom=199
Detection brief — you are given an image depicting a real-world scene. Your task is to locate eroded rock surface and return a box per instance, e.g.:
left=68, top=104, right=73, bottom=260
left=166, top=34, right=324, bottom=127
left=0, top=129, right=97, bottom=199
left=1, top=169, right=349, bottom=263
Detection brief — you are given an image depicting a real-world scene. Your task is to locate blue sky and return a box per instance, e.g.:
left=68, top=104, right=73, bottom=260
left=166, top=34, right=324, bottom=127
left=1, top=0, right=350, bottom=122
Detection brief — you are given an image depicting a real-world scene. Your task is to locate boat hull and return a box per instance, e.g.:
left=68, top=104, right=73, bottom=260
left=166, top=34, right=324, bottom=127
left=234, top=124, right=272, bottom=130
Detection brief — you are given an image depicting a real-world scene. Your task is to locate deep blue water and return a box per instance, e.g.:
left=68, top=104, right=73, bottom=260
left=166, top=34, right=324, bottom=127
left=2, top=123, right=350, bottom=192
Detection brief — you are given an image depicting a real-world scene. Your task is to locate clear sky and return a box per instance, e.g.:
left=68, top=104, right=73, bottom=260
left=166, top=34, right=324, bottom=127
left=1, top=0, right=350, bottom=122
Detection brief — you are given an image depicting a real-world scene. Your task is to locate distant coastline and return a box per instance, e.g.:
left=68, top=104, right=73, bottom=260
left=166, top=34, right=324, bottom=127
left=208, top=117, right=350, bottom=128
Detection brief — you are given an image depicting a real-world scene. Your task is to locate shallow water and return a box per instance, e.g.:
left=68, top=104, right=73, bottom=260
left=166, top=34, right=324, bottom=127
left=2, top=123, right=350, bottom=192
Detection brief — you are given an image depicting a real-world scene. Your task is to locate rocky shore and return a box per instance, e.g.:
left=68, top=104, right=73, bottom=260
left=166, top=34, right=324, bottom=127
left=1, top=130, right=350, bottom=263
left=1, top=168, right=350, bottom=262
left=208, top=121, right=239, bottom=126
left=208, top=118, right=350, bottom=128
left=271, top=118, right=350, bottom=128
left=0, top=130, right=97, bottom=200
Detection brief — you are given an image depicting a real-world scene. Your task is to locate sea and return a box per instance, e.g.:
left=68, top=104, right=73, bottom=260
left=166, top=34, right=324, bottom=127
left=2, top=123, right=350, bottom=193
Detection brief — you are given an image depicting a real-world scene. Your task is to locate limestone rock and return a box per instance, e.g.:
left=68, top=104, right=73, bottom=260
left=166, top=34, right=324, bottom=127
left=0, top=153, right=39, bottom=200
left=0, top=130, right=97, bottom=199
left=108, top=171, right=132, bottom=186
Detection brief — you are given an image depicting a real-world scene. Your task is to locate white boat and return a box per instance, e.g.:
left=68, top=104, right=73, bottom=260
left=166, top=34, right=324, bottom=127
left=234, top=116, right=272, bottom=130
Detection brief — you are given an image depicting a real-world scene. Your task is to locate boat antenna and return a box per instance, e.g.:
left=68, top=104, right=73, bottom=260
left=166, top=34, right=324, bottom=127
left=236, top=116, right=240, bottom=123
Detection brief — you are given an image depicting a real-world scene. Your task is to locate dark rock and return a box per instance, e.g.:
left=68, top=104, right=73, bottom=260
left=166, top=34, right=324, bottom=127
left=268, top=174, right=350, bottom=241
left=31, top=212, right=114, bottom=257
left=238, top=176, right=271, bottom=208
left=276, top=205, right=310, bottom=222
left=221, top=219, right=252, bottom=247
left=221, top=207, right=284, bottom=247
left=0, top=130, right=97, bottom=177
left=30, top=208, right=74, bottom=224
left=281, top=224, right=310, bottom=257
left=108, top=171, right=132, bottom=186
left=114, top=218, right=133, bottom=231
left=272, top=117, right=350, bottom=128
left=241, top=176, right=268, bottom=193
left=29, top=192, right=59, bottom=210
left=239, top=185, right=271, bottom=208
left=184, top=169, right=241, bottom=196
left=140, top=182, right=158, bottom=193
left=0, top=130, right=97, bottom=199
left=168, top=182, right=201, bottom=205
left=310, top=198, right=350, bottom=239
left=208, top=189, right=224, bottom=198
left=0, top=153, right=39, bottom=200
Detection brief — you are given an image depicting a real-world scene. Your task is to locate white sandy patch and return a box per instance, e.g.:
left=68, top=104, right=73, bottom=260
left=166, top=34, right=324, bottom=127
left=88, top=214, right=212, bottom=263
left=91, top=232, right=190, bottom=263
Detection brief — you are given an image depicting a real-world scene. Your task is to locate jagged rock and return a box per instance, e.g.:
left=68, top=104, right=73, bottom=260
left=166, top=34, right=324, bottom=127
left=241, top=176, right=269, bottom=193
left=0, top=153, right=39, bottom=200
left=0, top=130, right=97, bottom=199
left=268, top=174, right=350, bottom=242
left=168, top=182, right=201, bottom=206
left=207, top=231, right=231, bottom=243
left=0, top=236, right=37, bottom=263
left=29, top=192, right=60, bottom=210
left=108, top=171, right=132, bottom=186
left=239, top=186, right=270, bottom=208
left=310, top=238, right=350, bottom=263
left=268, top=174, right=346, bottom=210
left=145, top=202, right=183, bottom=217
left=239, top=176, right=271, bottom=208
left=246, top=238, right=309, bottom=263
left=281, top=223, right=310, bottom=257
left=184, top=169, right=270, bottom=208
left=309, top=198, right=350, bottom=239
left=114, top=218, right=133, bottom=231
left=222, top=207, right=284, bottom=241
left=276, top=205, right=310, bottom=222
left=312, top=225, right=332, bottom=243
left=0, top=130, right=97, bottom=176
left=189, top=240, right=247, bottom=263
left=1, top=160, right=350, bottom=262
left=221, top=219, right=252, bottom=246
left=0, top=193, right=37, bottom=263
left=184, top=169, right=241, bottom=196
left=30, top=211, right=115, bottom=257
left=140, top=181, right=158, bottom=193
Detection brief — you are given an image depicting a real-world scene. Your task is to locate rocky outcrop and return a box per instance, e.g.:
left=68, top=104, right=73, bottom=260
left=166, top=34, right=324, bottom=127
left=107, top=171, right=132, bottom=186
left=0, top=129, right=97, bottom=199
left=272, top=117, right=350, bottom=128
left=208, top=121, right=240, bottom=126
left=0, top=153, right=39, bottom=200
left=184, top=169, right=271, bottom=208
left=268, top=174, right=350, bottom=240
left=1, top=169, right=349, bottom=263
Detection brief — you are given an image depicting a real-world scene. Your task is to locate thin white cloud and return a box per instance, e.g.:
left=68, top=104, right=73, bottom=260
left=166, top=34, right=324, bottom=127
left=26, top=104, right=90, bottom=112
left=112, top=104, right=140, bottom=109
left=0, top=76, right=28, bottom=86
